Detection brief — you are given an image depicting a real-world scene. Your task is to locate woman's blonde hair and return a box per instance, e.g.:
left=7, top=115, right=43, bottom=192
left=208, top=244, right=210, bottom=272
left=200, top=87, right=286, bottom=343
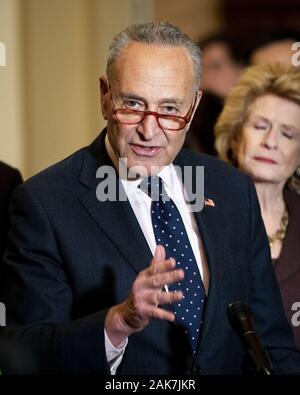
left=215, top=62, right=300, bottom=192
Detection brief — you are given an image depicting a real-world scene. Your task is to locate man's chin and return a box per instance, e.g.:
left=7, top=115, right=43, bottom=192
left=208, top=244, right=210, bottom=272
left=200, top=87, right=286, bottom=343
left=118, top=158, right=166, bottom=179
left=128, top=164, right=162, bottom=179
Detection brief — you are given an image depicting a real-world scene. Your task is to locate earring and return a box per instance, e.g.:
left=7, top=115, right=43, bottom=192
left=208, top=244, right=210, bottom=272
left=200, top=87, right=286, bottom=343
left=296, top=166, right=300, bottom=179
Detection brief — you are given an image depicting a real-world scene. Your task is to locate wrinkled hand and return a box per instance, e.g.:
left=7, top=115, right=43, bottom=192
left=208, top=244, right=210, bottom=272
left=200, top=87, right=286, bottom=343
left=105, top=245, right=184, bottom=346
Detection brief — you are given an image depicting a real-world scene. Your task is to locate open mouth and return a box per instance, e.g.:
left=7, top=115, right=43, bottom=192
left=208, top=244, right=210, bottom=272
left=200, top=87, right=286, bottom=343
left=131, top=144, right=161, bottom=157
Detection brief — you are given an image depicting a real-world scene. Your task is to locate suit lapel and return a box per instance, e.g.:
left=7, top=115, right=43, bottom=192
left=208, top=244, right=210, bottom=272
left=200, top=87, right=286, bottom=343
left=78, top=131, right=153, bottom=275
left=193, top=192, right=222, bottom=344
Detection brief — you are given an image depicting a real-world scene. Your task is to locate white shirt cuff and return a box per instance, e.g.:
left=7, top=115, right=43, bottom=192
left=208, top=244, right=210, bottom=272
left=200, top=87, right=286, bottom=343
left=104, top=329, right=128, bottom=375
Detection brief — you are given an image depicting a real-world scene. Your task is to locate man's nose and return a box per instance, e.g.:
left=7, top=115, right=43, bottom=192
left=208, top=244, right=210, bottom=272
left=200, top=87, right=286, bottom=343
left=136, top=113, right=161, bottom=140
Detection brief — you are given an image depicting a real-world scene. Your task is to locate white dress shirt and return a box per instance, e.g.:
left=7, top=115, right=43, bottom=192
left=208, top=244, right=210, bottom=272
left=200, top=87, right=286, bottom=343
left=121, top=164, right=205, bottom=279
left=104, top=136, right=209, bottom=374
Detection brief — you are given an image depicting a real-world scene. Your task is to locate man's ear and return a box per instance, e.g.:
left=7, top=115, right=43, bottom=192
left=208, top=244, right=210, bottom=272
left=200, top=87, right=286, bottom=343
left=99, top=76, right=109, bottom=120
left=194, top=90, right=202, bottom=115
left=188, top=90, right=202, bottom=125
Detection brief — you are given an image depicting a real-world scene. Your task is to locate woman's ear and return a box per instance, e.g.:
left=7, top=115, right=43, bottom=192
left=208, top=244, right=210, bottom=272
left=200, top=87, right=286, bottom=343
left=99, top=76, right=109, bottom=120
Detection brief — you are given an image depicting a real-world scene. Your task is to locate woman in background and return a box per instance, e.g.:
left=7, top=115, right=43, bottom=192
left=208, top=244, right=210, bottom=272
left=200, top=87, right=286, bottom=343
left=215, top=63, right=300, bottom=348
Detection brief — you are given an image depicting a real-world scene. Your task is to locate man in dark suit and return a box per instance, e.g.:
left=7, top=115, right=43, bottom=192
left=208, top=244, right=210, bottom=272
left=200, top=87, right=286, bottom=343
left=0, top=162, right=25, bottom=373
left=0, top=162, right=22, bottom=298
left=3, top=22, right=300, bottom=375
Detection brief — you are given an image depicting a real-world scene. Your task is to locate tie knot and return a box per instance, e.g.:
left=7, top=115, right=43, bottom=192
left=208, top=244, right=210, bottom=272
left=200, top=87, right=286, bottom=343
left=139, top=176, right=169, bottom=201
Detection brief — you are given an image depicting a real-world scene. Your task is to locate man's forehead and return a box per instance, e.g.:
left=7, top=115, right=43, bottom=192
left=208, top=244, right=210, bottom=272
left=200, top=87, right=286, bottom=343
left=118, top=41, right=189, bottom=56
left=110, top=42, right=195, bottom=92
left=112, top=42, right=193, bottom=72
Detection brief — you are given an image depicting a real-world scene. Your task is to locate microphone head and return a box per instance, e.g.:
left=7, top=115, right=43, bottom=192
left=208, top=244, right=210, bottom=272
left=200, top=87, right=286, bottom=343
left=227, top=302, right=250, bottom=320
left=228, top=301, right=250, bottom=317
left=227, top=301, right=254, bottom=337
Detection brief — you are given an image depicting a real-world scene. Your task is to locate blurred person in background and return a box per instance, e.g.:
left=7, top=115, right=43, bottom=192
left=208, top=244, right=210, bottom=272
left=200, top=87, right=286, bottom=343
left=215, top=63, right=300, bottom=348
left=186, top=33, right=247, bottom=155
left=250, top=29, right=300, bottom=65
left=200, top=33, right=247, bottom=99
left=184, top=91, right=223, bottom=155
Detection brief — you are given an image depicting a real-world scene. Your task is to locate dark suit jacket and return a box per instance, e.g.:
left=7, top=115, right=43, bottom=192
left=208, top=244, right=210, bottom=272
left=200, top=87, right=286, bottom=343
left=3, top=131, right=300, bottom=374
left=0, top=162, right=22, bottom=298
left=274, top=189, right=300, bottom=349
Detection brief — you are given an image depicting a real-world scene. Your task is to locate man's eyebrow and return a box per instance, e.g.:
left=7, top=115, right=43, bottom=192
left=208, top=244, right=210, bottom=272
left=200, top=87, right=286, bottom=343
left=119, top=92, right=144, bottom=101
left=119, top=92, right=184, bottom=105
left=159, top=98, right=184, bottom=105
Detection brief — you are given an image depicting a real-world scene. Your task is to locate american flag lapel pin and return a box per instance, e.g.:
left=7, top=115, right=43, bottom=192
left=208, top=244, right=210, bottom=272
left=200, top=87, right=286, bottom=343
left=204, top=198, right=215, bottom=207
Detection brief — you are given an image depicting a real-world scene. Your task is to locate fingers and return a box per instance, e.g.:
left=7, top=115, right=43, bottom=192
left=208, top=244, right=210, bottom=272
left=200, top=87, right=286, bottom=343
left=151, top=245, right=166, bottom=266
left=154, top=289, right=183, bottom=306
left=145, top=266, right=184, bottom=289
left=149, top=245, right=179, bottom=277
left=119, top=246, right=185, bottom=334
left=149, top=257, right=176, bottom=277
left=147, top=247, right=184, bottom=289
left=143, top=305, right=177, bottom=323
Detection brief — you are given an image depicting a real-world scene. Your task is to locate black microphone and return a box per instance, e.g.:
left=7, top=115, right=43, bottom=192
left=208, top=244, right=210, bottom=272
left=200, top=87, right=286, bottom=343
left=227, top=301, right=272, bottom=375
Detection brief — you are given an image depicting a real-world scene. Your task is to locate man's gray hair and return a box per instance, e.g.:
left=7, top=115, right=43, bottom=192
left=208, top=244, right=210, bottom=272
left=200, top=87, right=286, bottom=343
left=107, top=21, right=201, bottom=90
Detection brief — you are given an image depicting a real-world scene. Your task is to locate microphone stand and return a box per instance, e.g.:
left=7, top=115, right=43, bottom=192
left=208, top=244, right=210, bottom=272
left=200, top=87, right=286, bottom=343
left=228, top=302, right=272, bottom=376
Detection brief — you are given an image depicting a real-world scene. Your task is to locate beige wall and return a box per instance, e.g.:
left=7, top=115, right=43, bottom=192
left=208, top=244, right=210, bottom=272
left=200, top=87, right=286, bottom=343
left=0, top=0, right=27, bottom=175
left=0, top=0, right=144, bottom=179
left=0, top=0, right=220, bottom=179
left=24, top=0, right=95, bottom=178
left=154, top=0, right=223, bottom=40
left=23, top=0, right=141, bottom=179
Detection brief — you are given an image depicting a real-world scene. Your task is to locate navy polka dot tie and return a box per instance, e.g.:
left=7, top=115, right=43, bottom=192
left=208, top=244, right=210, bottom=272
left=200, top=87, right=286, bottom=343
left=140, top=176, right=205, bottom=353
